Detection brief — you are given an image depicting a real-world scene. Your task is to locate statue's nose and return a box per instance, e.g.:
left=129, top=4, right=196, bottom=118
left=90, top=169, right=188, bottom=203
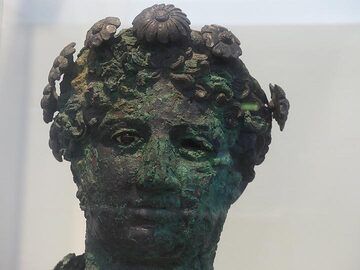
left=137, top=136, right=180, bottom=191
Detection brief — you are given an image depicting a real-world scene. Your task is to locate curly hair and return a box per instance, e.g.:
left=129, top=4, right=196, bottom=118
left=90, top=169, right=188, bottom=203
left=41, top=13, right=288, bottom=183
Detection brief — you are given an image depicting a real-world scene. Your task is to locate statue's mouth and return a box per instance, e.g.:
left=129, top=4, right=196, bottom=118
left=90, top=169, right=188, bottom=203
left=126, top=207, right=193, bottom=223
left=85, top=193, right=199, bottom=229
left=86, top=204, right=195, bottom=226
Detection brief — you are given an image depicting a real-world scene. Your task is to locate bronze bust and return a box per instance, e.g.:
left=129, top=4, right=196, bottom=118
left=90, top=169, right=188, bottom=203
left=41, top=4, right=289, bottom=270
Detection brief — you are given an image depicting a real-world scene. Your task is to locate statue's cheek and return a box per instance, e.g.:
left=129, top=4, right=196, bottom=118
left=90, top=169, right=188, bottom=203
left=93, top=145, right=141, bottom=184
left=71, top=146, right=100, bottom=186
left=209, top=167, right=245, bottom=206
left=189, top=153, right=243, bottom=207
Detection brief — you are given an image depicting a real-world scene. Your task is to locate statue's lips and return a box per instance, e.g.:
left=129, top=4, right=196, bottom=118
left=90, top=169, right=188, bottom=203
left=122, top=192, right=198, bottom=209
left=127, top=207, right=192, bottom=219
left=87, top=197, right=198, bottom=227
left=124, top=207, right=194, bottom=226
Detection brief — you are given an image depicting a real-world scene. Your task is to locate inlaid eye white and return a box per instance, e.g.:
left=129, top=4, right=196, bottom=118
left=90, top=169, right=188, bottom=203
left=112, top=130, right=141, bottom=146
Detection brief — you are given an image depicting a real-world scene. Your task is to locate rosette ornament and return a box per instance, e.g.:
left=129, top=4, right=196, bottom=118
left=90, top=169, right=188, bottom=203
left=201, top=25, right=242, bottom=60
left=85, top=17, right=121, bottom=48
left=132, top=4, right=191, bottom=44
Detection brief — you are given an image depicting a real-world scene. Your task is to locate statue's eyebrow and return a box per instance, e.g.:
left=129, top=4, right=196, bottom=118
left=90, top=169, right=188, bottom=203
left=99, top=117, right=147, bottom=130
left=171, top=124, right=219, bottom=141
left=98, top=117, right=152, bottom=142
left=99, top=118, right=127, bottom=128
left=187, top=124, right=210, bottom=132
left=171, top=124, right=209, bottom=133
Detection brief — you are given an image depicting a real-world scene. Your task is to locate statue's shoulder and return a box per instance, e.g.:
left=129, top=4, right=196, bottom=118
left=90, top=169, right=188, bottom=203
left=53, top=253, right=85, bottom=270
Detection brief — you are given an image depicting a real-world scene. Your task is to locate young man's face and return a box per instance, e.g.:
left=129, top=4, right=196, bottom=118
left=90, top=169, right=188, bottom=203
left=71, top=80, right=247, bottom=262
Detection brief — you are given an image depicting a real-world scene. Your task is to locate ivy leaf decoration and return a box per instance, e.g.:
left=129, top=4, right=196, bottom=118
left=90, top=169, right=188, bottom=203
left=269, top=84, right=290, bottom=131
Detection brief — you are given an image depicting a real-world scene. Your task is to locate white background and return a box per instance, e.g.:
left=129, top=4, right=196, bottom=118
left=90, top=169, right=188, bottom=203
left=1, top=0, right=360, bottom=269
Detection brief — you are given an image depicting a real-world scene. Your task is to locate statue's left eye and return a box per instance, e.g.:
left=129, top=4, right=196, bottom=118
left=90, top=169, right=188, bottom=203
left=180, top=137, right=214, bottom=153
left=112, top=130, right=141, bottom=146
left=177, top=136, right=216, bottom=161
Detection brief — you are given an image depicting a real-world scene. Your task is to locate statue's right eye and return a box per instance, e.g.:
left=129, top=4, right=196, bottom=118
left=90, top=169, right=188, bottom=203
left=111, top=130, right=142, bottom=146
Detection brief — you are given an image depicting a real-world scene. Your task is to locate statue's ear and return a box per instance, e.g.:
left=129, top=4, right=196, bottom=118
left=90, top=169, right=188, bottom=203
left=48, top=107, right=86, bottom=162
left=84, top=17, right=121, bottom=49
left=232, top=128, right=272, bottom=183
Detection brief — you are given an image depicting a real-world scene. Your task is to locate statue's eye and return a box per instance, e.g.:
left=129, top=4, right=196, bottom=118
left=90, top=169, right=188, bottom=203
left=169, top=125, right=218, bottom=161
left=180, top=137, right=214, bottom=153
left=112, top=130, right=141, bottom=146
left=177, top=136, right=216, bottom=161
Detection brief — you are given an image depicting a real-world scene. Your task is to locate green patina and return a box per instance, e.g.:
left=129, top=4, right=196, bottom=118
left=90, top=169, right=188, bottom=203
left=46, top=11, right=285, bottom=270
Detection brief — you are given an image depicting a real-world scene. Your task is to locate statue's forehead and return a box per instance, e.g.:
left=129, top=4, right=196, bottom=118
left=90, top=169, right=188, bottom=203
left=102, top=81, right=224, bottom=133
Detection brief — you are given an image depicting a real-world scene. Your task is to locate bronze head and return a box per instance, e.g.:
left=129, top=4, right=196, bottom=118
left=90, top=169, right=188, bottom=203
left=41, top=4, right=289, bottom=270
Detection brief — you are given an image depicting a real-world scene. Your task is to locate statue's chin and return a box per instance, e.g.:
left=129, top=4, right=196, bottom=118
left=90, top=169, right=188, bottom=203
left=85, top=204, right=232, bottom=265
left=87, top=209, right=193, bottom=261
left=94, top=223, right=188, bottom=263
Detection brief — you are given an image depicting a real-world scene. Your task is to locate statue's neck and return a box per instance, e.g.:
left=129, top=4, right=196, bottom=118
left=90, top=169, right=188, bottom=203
left=84, top=233, right=216, bottom=270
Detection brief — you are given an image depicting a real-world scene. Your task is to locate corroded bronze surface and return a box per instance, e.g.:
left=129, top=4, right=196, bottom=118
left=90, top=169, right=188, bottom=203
left=41, top=4, right=289, bottom=270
